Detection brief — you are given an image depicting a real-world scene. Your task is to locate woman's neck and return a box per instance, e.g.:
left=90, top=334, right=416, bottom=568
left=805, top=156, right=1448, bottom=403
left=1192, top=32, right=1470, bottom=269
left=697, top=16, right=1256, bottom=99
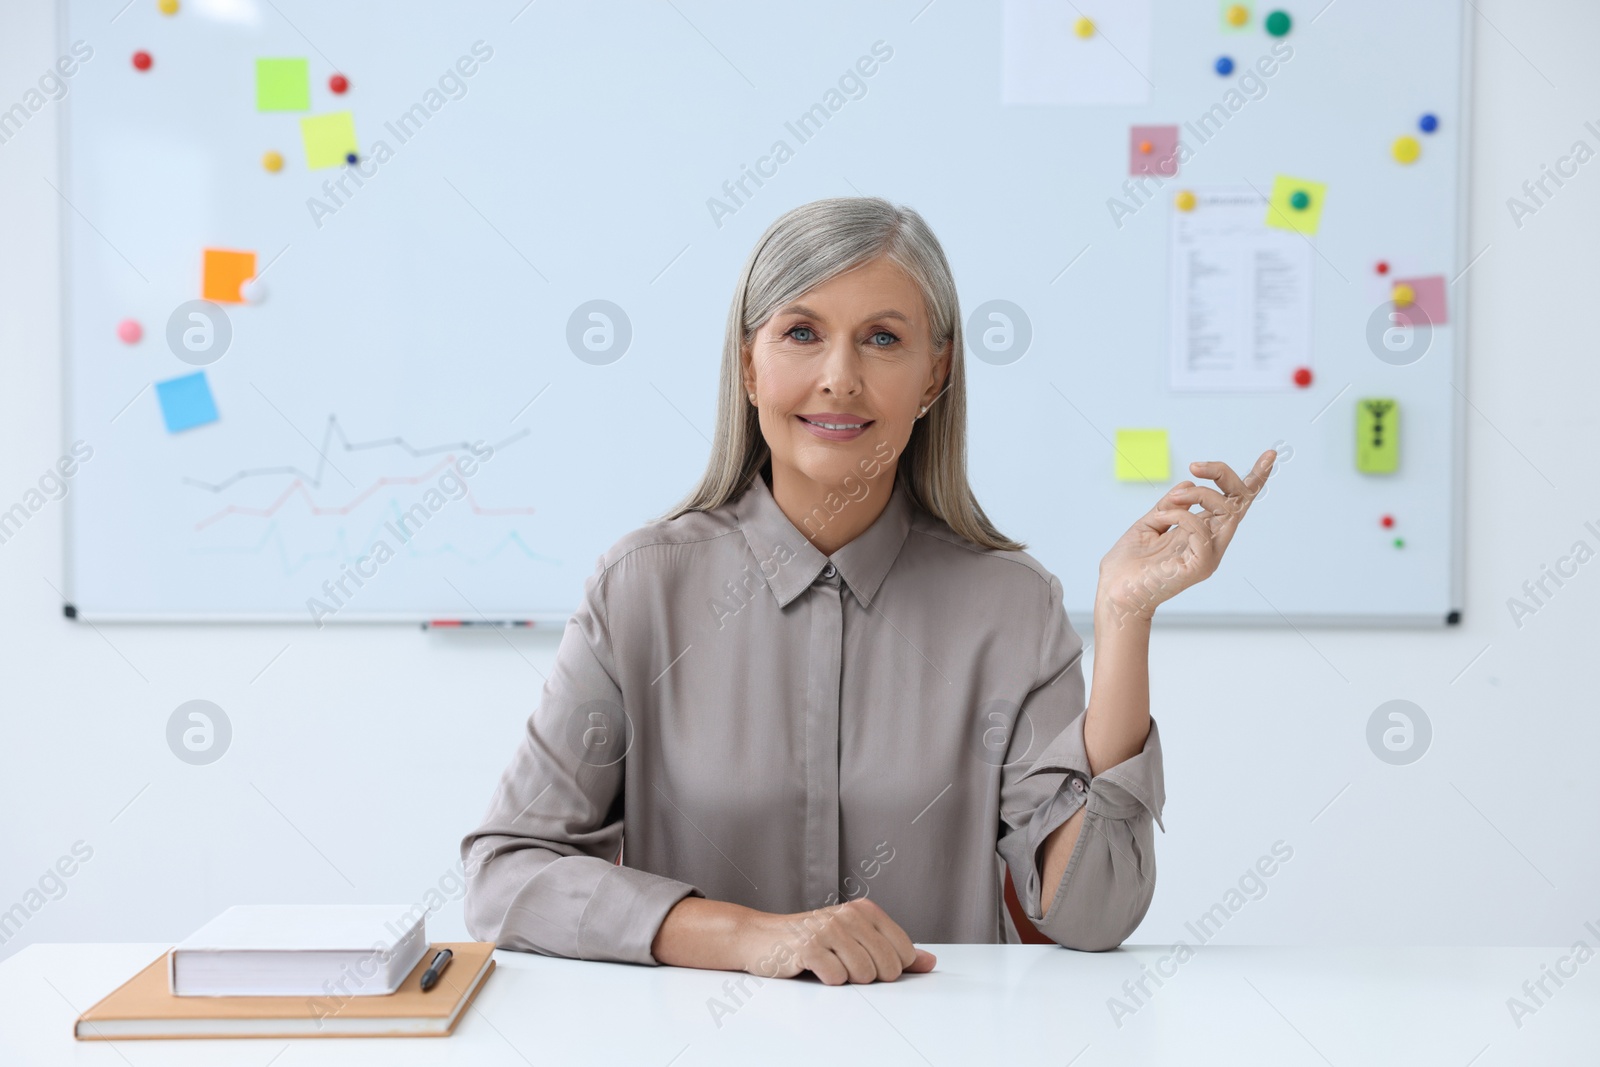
left=765, top=458, right=899, bottom=556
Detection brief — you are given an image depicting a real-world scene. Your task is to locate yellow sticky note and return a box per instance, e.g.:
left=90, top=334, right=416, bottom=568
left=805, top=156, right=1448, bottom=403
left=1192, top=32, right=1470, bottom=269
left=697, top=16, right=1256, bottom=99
left=256, top=58, right=310, bottom=111
left=299, top=111, right=359, bottom=170
left=1266, top=175, right=1327, bottom=235
left=1115, top=429, right=1170, bottom=483
left=202, top=248, right=257, bottom=304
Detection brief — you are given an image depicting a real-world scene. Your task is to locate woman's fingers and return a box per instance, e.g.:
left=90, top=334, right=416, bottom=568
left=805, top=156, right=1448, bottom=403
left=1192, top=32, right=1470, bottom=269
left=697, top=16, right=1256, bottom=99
left=1181, top=450, right=1276, bottom=546
left=815, top=923, right=876, bottom=985
left=1189, top=449, right=1275, bottom=500
left=1245, top=448, right=1277, bottom=490
left=809, top=947, right=851, bottom=986
left=803, top=899, right=932, bottom=984
left=1163, top=483, right=1229, bottom=517
left=829, top=902, right=901, bottom=982
left=858, top=898, right=920, bottom=970
left=1149, top=507, right=1218, bottom=570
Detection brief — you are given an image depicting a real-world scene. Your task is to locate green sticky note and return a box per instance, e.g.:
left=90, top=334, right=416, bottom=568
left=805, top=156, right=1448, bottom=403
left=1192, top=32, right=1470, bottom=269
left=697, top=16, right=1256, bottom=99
left=1115, top=429, right=1170, bottom=482
left=1266, top=174, right=1327, bottom=235
left=1356, top=398, right=1399, bottom=473
left=256, top=58, right=310, bottom=111
left=299, top=111, right=359, bottom=170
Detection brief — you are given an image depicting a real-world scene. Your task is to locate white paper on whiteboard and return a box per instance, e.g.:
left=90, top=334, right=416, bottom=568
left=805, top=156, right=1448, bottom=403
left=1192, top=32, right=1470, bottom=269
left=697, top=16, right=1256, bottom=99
left=1168, top=186, right=1313, bottom=393
left=1001, top=0, right=1153, bottom=106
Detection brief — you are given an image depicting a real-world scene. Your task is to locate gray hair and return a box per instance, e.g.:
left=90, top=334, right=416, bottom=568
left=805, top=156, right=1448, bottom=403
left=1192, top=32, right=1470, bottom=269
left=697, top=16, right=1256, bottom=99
left=658, top=196, right=1023, bottom=552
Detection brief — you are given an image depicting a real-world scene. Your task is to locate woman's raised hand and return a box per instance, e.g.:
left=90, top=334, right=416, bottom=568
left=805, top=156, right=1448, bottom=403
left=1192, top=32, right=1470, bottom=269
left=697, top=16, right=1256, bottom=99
left=1096, top=449, right=1277, bottom=623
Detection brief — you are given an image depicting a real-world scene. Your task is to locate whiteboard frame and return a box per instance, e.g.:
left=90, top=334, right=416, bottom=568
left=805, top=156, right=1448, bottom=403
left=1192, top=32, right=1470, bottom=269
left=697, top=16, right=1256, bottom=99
left=54, top=0, right=1475, bottom=628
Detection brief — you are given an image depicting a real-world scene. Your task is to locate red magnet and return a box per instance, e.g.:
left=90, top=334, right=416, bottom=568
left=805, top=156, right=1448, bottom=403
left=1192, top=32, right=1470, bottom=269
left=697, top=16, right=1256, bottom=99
left=1375, top=260, right=1389, bottom=274
left=329, top=73, right=349, bottom=94
left=132, top=50, right=153, bottom=71
left=1380, top=514, right=1395, bottom=528
left=1292, top=366, right=1313, bottom=388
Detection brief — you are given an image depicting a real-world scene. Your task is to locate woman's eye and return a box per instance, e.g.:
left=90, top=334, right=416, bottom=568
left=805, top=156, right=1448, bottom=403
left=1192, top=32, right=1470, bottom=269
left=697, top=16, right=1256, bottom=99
left=786, top=326, right=816, bottom=342
left=869, top=330, right=898, bottom=347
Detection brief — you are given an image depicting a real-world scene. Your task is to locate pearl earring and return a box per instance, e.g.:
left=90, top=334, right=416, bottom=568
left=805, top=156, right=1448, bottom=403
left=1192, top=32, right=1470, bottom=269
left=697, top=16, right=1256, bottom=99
left=748, top=393, right=756, bottom=404
left=918, top=405, right=928, bottom=418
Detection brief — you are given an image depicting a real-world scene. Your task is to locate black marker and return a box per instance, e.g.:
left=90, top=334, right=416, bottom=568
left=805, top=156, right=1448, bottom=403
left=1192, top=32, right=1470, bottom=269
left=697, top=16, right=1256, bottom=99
left=420, top=948, right=453, bottom=992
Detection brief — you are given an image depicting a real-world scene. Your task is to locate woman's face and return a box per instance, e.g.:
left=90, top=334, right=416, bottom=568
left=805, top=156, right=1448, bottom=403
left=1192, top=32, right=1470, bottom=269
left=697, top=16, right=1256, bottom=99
left=742, top=255, right=949, bottom=493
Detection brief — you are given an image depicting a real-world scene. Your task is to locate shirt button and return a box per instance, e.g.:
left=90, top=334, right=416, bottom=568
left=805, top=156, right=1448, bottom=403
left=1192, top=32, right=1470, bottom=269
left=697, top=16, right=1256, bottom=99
left=821, top=563, right=836, bottom=578
left=1071, top=777, right=1087, bottom=794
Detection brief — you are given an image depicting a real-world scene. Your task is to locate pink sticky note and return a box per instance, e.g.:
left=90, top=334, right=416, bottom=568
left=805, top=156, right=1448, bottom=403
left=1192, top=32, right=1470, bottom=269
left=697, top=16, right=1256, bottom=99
left=1392, top=274, right=1448, bottom=327
left=1129, top=125, right=1180, bottom=178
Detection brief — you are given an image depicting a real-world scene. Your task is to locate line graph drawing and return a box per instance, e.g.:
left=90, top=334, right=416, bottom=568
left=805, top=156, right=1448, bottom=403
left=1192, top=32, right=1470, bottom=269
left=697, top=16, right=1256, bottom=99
left=183, top=417, right=531, bottom=493
left=192, top=456, right=536, bottom=531
left=188, top=424, right=537, bottom=531
left=189, top=509, right=563, bottom=576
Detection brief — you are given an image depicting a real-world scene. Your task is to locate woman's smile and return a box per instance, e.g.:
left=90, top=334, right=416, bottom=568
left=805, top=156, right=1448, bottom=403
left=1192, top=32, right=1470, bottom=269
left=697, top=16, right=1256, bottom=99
left=796, top=412, right=875, bottom=441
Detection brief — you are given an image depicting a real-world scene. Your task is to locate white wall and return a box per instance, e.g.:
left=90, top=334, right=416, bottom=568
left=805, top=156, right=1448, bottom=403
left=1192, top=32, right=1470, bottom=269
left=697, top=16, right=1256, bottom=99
left=3, top=0, right=1597, bottom=961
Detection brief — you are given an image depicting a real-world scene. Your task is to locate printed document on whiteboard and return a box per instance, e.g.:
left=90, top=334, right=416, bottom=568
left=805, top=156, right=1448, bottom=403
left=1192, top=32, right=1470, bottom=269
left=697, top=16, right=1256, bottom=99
left=1169, top=186, right=1312, bottom=392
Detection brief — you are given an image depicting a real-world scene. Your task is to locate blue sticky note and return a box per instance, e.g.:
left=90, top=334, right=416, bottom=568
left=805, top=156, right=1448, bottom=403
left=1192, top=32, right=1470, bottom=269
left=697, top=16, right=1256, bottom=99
left=155, top=371, right=219, bottom=433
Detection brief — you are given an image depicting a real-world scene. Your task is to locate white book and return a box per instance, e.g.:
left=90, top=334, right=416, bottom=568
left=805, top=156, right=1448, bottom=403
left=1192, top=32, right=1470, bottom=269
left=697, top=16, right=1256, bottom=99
left=170, top=905, right=428, bottom=997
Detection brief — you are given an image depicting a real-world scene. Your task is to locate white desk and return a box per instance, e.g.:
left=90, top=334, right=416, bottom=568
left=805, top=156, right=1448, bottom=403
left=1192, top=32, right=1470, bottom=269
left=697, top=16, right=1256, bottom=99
left=1, top=943, right=1593, bottom=1065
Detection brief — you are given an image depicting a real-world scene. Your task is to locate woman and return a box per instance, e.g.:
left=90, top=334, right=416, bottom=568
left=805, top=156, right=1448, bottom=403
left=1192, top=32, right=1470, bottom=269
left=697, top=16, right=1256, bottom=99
left=461, top=196, right=1273, bottom=985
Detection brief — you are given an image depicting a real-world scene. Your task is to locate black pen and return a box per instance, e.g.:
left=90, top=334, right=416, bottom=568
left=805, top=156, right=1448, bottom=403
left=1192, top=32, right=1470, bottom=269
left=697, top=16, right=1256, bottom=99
left=419, top=948, right=453, bottom=992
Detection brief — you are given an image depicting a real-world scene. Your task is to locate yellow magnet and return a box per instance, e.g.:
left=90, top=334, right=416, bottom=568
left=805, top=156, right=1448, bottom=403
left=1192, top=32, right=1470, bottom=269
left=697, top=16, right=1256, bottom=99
left=1391, top=282, right=1415, bottom=307
left=1074, top=16, right=1095, bottom=38
left=158, top=0, right=179, bottom=13
left=261, top=150, right=284, bottom=173
left=1175, top=190, right=1196, bottom=211
left=1226, top=4, right=1249, bottom=26
left=1392, top=135, right=1421, bottom=164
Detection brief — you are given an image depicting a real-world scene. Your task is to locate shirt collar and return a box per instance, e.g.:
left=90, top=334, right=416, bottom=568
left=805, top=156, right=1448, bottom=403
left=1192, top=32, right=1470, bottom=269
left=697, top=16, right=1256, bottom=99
left=731, top=468, right=915, bottom=610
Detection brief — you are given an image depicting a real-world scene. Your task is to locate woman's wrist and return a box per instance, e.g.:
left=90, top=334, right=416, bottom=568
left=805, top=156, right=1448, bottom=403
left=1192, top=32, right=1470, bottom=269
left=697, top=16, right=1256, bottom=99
left=1094, top=577, right=1159, bottom=629
left=651, top=895, right=765, bottom=971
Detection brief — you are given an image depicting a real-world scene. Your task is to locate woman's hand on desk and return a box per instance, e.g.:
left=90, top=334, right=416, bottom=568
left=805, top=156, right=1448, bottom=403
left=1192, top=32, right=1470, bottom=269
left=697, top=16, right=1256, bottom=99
left=737, top=899, right=937, bottom=985
left=1096, top=449, right=1277, bottom=622
left=653, top=896, right=935, bottom=984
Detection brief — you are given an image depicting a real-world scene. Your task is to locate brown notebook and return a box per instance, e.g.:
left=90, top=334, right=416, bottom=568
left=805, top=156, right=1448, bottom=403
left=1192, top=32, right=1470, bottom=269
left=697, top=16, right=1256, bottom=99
left=74, top=941, right=495, bottom=1040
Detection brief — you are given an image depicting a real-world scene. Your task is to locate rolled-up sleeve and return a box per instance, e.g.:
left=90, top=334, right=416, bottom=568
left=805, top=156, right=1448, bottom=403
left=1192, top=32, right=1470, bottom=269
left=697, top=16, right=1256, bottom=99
left=460, top=556, right=704, bottom=965
left=996, top=574, right=1166, bottom=952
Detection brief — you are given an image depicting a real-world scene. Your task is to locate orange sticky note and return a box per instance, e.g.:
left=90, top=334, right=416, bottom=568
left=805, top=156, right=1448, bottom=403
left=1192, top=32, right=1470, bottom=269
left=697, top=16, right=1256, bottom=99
left=202, top=248, right=257, bottom=304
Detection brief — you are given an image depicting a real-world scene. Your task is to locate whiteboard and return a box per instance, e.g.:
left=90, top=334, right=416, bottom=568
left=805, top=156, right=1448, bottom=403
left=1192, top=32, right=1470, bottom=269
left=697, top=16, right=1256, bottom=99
left=60, top=0, right=1470, bottom=625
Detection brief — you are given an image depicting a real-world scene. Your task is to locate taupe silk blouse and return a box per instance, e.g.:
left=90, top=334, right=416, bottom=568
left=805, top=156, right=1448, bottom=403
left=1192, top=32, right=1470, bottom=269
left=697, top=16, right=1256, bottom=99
left=460, top=466, right=1165, bottom=964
